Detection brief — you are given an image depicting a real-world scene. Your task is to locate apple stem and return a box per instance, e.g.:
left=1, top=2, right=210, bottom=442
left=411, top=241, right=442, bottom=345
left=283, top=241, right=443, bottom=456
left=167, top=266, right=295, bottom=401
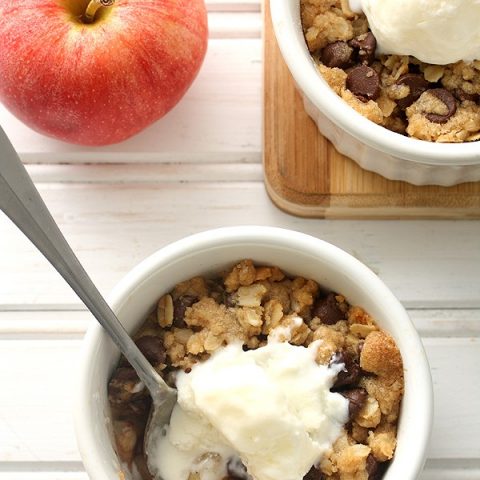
left=83, top=0, right=115, bottom=23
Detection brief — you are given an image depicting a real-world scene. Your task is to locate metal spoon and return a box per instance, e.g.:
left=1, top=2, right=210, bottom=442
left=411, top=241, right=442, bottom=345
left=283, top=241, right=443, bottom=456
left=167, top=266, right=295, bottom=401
left=0, top=126, right=176, bottom=475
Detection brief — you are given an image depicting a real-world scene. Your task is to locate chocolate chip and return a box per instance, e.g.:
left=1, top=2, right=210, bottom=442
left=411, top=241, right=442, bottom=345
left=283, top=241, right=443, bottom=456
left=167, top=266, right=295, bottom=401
left=340, top=388, right=368, bottom=420
left=227, top=457, right=251, bottom=480
left=207, top=279, right=227, bottom=305
left=453, top=88, right=479, bottom=103
left=312, top=292, right=345, bottom=325
left=425, top=88, right=457, bottom=124
left=396, top=73, right=429, bottom=109
left=349, top=32, right=376, bottom=65
left=173, top=295, right=198, bottom=327
left=366, top=454, right=389, bottom=480
left=108, top=367, right=142, bottom=407
left=303, top=466, right=324, bottom=480
left=135, top=335, right=166, bottom=365
left=321, top=41, right=353, bottom=68
left=346, top=65, right=380, bottom=102
left=366, top=454, right=379, bottom=478
left=331, top=351, right=361, bottom=389
left=112, top=366, right=139, bottom=383
left=127, top=395, right=151, bottom=416
left=224, top=292, right=237, bottom=308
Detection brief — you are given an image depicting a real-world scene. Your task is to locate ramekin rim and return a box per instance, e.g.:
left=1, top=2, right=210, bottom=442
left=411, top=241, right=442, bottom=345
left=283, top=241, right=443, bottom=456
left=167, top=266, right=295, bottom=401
left=75, top=226, right=433, bottom=480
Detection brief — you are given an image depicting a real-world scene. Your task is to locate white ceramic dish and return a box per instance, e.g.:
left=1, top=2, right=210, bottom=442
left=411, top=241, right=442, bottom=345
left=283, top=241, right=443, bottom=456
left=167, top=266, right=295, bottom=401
left=270, top=0, right=480, bottom=186
left=75, top=226, right=433, bottom=480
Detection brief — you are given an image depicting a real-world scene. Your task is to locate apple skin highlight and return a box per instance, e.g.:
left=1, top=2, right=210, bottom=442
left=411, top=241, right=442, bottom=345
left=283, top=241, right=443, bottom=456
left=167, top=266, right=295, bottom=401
left=0, top=0, right=208, bottom=146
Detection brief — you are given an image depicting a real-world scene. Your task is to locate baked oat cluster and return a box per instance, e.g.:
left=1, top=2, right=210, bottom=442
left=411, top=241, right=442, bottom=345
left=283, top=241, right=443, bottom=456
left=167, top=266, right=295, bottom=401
left=108, top=260, right=404, bottom=480
left=300, top=0, right=480, bottom=142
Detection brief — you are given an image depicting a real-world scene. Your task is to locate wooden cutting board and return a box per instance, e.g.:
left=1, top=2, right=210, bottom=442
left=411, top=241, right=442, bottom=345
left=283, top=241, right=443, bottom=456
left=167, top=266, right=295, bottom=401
left=263, top=2, right=480, bottom=218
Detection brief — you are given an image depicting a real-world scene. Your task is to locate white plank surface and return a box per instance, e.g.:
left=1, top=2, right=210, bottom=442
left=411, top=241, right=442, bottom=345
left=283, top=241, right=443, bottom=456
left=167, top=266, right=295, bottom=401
left=25, top=163, right=264, bottom=184
left=421, top=463, right=480, bottom=480
left=206, top=0, right=260, bottom=10
left=0, top=181, right=479, bottom=309
left=0, top=473, right=86, bottom=480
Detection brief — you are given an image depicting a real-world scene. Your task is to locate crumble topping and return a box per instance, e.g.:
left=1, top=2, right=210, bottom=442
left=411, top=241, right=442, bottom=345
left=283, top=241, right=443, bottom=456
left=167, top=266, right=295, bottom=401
left=108, top=260, right=404, bottom=480
left=301, top=0, right=480, bottom=142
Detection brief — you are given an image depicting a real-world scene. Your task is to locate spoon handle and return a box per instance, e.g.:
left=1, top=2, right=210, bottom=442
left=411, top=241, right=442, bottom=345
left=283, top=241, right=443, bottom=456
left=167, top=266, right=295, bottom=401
left=0, top=126, right=166, bottom=398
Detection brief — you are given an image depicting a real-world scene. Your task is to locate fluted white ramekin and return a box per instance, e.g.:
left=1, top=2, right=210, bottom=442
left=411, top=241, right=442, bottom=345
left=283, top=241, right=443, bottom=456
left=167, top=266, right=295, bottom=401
left=270, top=0, right=480, bottom=186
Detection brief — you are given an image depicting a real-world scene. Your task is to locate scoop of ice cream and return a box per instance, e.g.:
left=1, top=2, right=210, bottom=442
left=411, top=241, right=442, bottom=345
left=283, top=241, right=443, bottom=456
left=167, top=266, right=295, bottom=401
left=147, top=341, right=348, bottom=480
left=352, top=0, right=480, bottom=65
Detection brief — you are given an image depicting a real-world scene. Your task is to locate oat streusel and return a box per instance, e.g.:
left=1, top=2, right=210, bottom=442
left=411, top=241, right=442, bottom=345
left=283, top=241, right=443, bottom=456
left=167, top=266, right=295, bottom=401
left=108, top=260, right=404, bottom=480
left=301, top=0, right=480, bottom=142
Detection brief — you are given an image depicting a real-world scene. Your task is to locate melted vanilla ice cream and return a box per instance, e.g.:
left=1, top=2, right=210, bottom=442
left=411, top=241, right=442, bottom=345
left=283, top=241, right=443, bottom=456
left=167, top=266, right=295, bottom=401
left=350, top=0, right=480, bottom=65
left=147, top=341, right=348, bottom=480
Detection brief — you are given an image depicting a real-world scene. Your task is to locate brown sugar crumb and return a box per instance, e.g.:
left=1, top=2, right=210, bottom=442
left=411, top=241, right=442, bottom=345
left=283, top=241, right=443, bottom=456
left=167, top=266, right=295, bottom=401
left=254, top=265, right=285, bottom=282
left=312, top=324, right=346, bottom=364
left=406, top=94, right=480, bottom=142
left=235, top=283, right=267, bottom=308
left=108, top=260, right=404, bottom=480
left=368, top=425, right=397, bottom=462
left=260, top=279, right=292, bottom=312
left=340, top=89, right=384, bottom=124
left=335, top=444, right=371, bottom=477
left=301, top=0, right=480, bottom=142
left=304, top=11, right=353, bottom=52
left=223, top=259, right=286, bottom=294
left=184, top=297, right=247, bottom=355
left=320, top=434, right=372, bottom=479
left=172, top=276, right=209, bottom=300
left=361, top=375, right=404, bottom=423
left=318, top=64, right=347, bottom=95
left=224, top=259, right=257, bottom=292
left=356, top=395, right=381, bottom=428
left=268, top=313, right=311, bottom=345
left=291, top=277, right=319, bottom=316
left=360, top=330, right=403, bottom=378
left=351, top=423, right=369, bottom=443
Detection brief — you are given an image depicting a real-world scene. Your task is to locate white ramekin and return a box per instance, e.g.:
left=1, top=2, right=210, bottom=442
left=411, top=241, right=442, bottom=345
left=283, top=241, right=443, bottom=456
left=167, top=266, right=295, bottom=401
left=270, top=0, right=480, bottom=186
left=75, top=226, right=433, bottom=480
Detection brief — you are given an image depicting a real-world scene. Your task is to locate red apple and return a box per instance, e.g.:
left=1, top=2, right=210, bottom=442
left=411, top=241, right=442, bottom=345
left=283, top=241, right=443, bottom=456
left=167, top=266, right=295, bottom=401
left=0, top=0, right=208, bottom=145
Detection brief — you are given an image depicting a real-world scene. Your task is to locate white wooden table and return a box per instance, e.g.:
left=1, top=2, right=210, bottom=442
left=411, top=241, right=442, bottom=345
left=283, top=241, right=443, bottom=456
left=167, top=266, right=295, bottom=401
left=0, top=2, right=479, bottom=478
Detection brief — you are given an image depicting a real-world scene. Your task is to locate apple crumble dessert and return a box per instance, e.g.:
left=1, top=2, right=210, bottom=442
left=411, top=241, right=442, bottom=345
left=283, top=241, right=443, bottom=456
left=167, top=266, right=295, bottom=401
left=300, top=0, right=480, bottom=142
left=108, top=260, right=404, bottom=480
